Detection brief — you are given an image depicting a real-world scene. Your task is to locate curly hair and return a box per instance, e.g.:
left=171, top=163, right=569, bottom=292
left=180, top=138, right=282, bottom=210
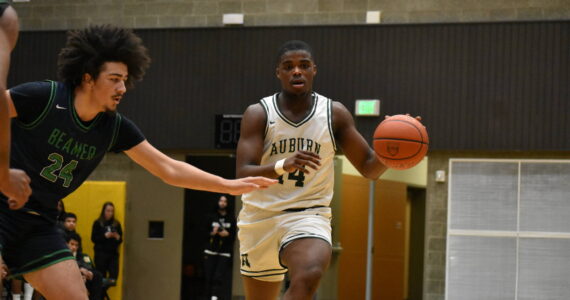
left=57, top=24, right=151, bottom=89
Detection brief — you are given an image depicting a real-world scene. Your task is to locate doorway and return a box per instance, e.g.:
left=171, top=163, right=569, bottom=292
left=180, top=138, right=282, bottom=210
left=180, top=155, right=236, bottom=300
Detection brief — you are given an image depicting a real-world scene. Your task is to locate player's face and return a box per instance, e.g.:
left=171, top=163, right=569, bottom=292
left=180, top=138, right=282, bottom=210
left=64, top=217, right=77, bottom=231
left=276, top=50, right=317, bottom=96
left=67, top=239, right=79, bottom=254
left=104, top=205, right=114, bottom=220
left=91, top=62, right=128, bottom=113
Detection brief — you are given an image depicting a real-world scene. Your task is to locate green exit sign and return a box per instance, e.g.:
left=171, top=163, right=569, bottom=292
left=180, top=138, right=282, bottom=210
left=355, top=99, right=380, bottom=116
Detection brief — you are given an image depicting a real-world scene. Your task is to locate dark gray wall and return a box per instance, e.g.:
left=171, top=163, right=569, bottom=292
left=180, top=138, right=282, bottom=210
left=9, top=21, right=569, bottom=151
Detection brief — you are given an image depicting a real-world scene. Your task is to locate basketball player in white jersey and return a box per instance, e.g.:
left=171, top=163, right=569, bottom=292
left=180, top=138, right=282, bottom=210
left=236, top=40, right=389, bottom=300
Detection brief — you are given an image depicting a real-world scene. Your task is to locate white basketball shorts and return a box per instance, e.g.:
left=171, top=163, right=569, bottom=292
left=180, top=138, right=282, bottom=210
left=237, top=204, right=332, bottom=282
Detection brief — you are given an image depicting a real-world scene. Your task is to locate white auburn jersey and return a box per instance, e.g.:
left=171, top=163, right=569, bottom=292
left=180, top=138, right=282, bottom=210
left=241, top=92, right=337, bottom=212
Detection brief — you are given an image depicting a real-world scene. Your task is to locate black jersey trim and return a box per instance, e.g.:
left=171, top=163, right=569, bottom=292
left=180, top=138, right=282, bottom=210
left=272, top=92, right=317, bottom=128
left=17, top=80, right=57, bottom=130
left=240, top=271, right=288, bottom=278
left=259, top=99, right=270, bottom=138
left=327, top=98, right=337, bottom=151
left=69, top=93, right=102, bottom=133
left=108, top=113, right=122, bottom=151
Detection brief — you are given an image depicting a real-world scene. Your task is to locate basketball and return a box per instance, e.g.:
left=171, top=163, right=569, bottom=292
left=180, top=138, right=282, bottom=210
left=373, top=114, right=429, bottom=170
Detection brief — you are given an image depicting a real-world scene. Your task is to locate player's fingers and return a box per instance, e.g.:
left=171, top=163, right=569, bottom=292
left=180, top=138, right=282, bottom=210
left=415, top=116, right=422, bottom=121
left=303, top=161, right=319, bottom=170
left=24, top=185, right=32, bottom=197
left=293, top=163, right=311, bottom=174
left=8, top=199, right=18, bottom=210
left=24, top=173, right=31, bottom=184
left=243, top=177, right=278, bottom=187
left=296, top=154, right=320, bottom=165
left=298, top=150, right=320, bottom=158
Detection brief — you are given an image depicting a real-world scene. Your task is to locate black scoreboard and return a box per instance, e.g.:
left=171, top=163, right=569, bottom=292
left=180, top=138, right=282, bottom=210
left=215, top=114, right=242, bottom=149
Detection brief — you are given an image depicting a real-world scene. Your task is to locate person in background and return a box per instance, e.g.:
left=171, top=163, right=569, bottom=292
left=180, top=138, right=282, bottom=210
left=91, top=202, right=122, bottom=288
left=203, top=195, right=236, bottom=300
left=67, top=233, right=103, bottom=300
left=61, top=212, right=83, bottom=256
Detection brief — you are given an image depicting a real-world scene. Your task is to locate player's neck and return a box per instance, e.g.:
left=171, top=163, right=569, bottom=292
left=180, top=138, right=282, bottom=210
left=74, top=86, right=102, bottom=122
left=279, top=90, right=313, bottom=114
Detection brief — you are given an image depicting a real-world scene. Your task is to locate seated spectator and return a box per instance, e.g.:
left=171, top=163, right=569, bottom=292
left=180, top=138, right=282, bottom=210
left=61, top=212, right=83, bottom=254
left=67, top=233, right=103, bottom=300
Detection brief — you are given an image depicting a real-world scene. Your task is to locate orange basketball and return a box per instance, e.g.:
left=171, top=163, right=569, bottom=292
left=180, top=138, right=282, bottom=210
left=373, top=114, right=429, bottom=170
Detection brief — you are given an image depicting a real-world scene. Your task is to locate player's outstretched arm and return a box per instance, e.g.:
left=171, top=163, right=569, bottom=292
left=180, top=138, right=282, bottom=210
left=125, top=140, right=276, bottom=195
left=333, top=101, right=387, bottom=180
left=236, top=104, right=321, bottom=179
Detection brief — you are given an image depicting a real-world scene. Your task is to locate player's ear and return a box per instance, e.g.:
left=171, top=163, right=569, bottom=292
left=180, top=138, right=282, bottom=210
left=313, top=64, right=317, bottom=76
left=275, top=67, right=281, bottom=79
left=82, top=73, right=93, bottom=85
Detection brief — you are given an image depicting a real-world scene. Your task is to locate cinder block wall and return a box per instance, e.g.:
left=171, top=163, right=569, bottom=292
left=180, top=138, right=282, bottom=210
left=12, top=0, right=570, bottom=31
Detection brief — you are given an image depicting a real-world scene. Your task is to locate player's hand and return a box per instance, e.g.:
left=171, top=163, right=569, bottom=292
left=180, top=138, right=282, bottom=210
left=284, top=151, right=321, bottom=174
left=1, top=169, right=32, bottom=210
left=225, top=177, right=278, bottom=195
left=219, top=230, right=229, bottom=237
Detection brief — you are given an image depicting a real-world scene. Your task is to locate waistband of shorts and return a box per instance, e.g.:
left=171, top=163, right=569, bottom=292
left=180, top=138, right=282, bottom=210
left=283, top=205, right=326, bottom=212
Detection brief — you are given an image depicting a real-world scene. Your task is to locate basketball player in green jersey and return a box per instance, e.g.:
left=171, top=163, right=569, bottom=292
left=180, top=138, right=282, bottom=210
left=1, top=25, right=276, bottom=299
left=236, top=40, right=389, bottom=300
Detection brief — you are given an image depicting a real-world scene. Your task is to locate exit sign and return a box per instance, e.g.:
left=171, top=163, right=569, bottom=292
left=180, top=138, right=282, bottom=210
left=355, top=99, right=380, bottom=116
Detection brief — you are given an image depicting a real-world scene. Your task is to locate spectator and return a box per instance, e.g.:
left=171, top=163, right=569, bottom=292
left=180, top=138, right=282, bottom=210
left=60, top=212, right=82, bottom=254
left=203, top=195, right=236, bottom=300
left=91, top=202, right=122, bottom=287
left=67, top=233, right=103, bottom=300
left=56, top=199, right=66, bottom=224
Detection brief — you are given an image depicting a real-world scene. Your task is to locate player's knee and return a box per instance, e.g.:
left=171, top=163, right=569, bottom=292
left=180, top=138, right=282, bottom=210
left=291, top=265, right=324, bottom=288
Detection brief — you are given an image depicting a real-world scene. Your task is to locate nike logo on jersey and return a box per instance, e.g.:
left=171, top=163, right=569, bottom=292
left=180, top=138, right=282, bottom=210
left=56, top=104, right=67, bottom=110
left=269, top=121, right=275, bottom=124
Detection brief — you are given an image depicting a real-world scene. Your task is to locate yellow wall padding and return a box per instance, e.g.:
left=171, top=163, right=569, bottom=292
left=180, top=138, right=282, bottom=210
left=64, top=181, right=126, bottom=300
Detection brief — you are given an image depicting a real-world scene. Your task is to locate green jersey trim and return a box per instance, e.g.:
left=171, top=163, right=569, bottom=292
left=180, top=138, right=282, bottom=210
left=69, top=93, right=102, bottom=132
left=17, top=80, right=57, bottom=130
left=107, top=113, right=122, bottom=151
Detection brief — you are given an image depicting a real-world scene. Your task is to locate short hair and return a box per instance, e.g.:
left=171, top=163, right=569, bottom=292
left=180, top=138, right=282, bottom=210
left=66, top=232, right=81, bottom=244
left=57, top=24, right=151, bottom=89
left=64, top=212, right=77, bottom=221
left=276, top=40, right=314, bottom=66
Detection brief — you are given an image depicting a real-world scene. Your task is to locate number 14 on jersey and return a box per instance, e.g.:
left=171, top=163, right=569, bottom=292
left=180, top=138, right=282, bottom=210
left=277, top=170, right=305, bottom=187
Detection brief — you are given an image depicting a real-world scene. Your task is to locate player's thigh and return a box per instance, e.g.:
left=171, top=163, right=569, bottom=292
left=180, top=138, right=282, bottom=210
left=280, top=238, right=332, bottom=278
left=242, top=276, right=281, bottom=300
left=24, top=259, right=88, bottom=300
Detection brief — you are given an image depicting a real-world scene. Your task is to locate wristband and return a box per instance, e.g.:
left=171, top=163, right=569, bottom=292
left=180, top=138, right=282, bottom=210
left=274, top=159, right=286, bottom=176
